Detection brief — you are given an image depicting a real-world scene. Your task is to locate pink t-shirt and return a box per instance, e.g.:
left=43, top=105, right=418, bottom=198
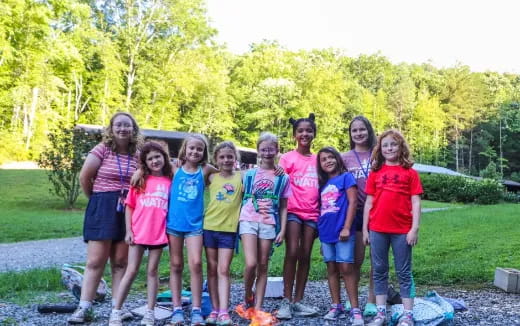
left=279, top=150, right=319, bottom=221
left=239, top=168, right=291, bottom=225
left=125, top=175, right=171, bottom=245
left=90, top=143, right=139, bottom=193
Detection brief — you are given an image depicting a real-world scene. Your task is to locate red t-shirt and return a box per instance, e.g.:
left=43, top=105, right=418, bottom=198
left=365, top=164, right=423, bottom=234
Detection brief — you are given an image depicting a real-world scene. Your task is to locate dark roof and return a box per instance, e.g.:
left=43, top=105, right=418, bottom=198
left=414, top=163, right=466, bottom=177
left=75, top=124, right=193, bottom=140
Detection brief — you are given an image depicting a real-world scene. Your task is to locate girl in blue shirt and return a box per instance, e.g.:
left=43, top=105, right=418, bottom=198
left=167, top=134, right=217, bottom=326
left=317, top=146, right=364, bottom=326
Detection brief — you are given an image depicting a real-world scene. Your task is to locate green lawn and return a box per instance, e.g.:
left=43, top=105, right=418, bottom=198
left=0, top=169, right=87, bottom=243
left=1, top=169, right=519, bottom=303
left=421, top=200, right=461, bottom=209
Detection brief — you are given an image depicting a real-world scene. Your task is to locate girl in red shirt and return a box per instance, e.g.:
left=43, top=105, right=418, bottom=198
left=362, top=129, right=423, bottom=326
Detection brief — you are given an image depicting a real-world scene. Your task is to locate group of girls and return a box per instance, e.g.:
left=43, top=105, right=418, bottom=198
left=71, top=111, right=422, bottom=326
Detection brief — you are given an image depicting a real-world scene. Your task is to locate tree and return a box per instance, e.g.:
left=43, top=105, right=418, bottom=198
left=38, top=125, right=98, bottom=208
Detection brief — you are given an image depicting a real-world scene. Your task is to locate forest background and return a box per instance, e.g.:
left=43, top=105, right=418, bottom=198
left=1, top=0, right=519, bottom=180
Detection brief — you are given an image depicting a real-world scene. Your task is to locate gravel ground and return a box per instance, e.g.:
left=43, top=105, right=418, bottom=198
left=1, top=282, right=519, bottom=325
left=0, top=237, right=86, bottom=273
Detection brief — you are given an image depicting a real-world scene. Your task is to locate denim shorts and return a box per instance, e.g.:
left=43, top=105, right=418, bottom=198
left=166, top=228, right=203, bottom=238
left=321, top=236, right=356, bottom=263
left=203, top=230, right=236, bottom=249
left=239, top=221, right=276, bottom=240
left=287, top=213, right=318, bottom=230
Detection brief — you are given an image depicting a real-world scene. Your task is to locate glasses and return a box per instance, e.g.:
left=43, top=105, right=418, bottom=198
left=259, top=147, right=277, bottom=154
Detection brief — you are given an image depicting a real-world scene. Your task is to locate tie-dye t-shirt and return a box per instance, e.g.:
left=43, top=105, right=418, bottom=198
left=239, top=168, right=291, bottom=225
left=318, top=172, right=357, bottom=243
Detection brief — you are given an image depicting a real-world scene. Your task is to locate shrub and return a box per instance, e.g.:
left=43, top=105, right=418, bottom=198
left=421, top=173, right=504, bottom=205
left=479, top=161, right=501, bottom=180
left=502, top=190, right=520, bottom=203
left=38, top=125, right=98, bottom=208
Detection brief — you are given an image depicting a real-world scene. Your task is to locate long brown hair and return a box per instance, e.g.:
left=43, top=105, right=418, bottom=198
left=317, top=146, right=346, bottom=189
left=371, top=129, right=414, bottom=171
left=132, top=141, right=173, bottom=191
left=102, top=112, right=143, bottom=154
left=348, top=115, right=377, bottom=150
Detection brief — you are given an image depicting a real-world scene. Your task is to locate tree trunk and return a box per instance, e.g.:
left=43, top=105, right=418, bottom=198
left=126, top=56, right=135, bottom=109
left=25, top=87, right=39, bottom=150
left=455, top=123, right=459, bottom=172
left=499, top=118, right=503, bottom=177
left=468, top=128, right=473, bottom=174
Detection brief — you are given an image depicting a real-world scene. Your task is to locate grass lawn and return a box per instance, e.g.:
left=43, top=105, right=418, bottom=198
left=0, top=169, right=87, bottom=243
left=1, top=169, right=519, bottom=303
left=421, top=200, right=461, bottom=209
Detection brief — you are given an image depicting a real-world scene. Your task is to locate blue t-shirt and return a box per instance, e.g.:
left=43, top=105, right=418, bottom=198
left=167, top=166, right=205, bottom=232
left=318, top=172, right=357, bottom=243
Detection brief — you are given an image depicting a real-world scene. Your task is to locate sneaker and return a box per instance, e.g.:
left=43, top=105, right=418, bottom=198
left=108, top=311, right=123, bottom=326
left=67, top=306, right=94, bottom=324
left=397, top=312, right=414, bottom=326
left=367, top=312, right=386, bottom=326
left=190, top=308, right=205, bottom=326
left=205, top=311, right=219, bottom=325
left=121, top=308, right=134, bottom=320
left=276, top=298, right=292, bottom=320
left=292, top=301, right=319, bottom=317
left=141, top=309, right=155, bottom=326
left=216, top=313, right=232, bottom=326
left=350, top=308, right=365, bottom=326
left=170, top=309, right=185, bottom=325
left=363, top=303, right=377, bottom=317
left=323, top=306, right=346, bottom=321
left=344, top=300, right=352, bottom=312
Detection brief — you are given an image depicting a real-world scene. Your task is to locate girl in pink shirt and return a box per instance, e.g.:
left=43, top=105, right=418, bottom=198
left=110, top=141, right=173, bottom=326
left=277, top=113, right=320, bottom=319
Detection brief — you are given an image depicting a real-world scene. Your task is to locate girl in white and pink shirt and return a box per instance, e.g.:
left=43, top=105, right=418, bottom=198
left=277, top=113, right=320, bottom=319
left=110, top=141, right=173, bottom=326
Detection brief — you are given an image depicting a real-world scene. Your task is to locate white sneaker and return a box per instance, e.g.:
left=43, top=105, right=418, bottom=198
left=108, top=311, right=123, bottom=326
left=292, top=302, right=319, bottom=317
left=276, top=298, right=292, bottom=319
left=67, top=306, right=93, bottom=324
left=141, top=309, right=155, bottom=326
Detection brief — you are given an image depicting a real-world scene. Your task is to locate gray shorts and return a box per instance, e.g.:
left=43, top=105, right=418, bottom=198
left=239, top=221, right=276, bottom=240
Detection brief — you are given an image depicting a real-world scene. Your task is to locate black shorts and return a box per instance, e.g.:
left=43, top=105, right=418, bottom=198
left=137, top=243, right=168, bottom=250
left=83, top=191, right=126, bottom=242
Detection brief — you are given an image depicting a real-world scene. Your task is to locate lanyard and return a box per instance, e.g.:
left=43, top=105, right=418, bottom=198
left=116, top=153, right=131, bottom=189
left=353, top=150, right=371, bottom=178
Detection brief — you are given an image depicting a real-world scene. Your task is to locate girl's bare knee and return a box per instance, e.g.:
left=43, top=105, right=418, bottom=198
left=189, top=260, right=202, bottom=274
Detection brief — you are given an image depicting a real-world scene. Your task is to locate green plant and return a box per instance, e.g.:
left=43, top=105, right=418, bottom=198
left=421, top=173, right=504, bottom=204
left=479, top=161, right=501, bottom=180
left=38, top=125, right=98, bottom=209
left=502, top=190, right=520, bottom=203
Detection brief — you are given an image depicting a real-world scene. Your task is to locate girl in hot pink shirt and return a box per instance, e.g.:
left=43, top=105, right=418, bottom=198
left=111, top=141, right=173, bottom=326
left=277, top=113, right=320, bottom=319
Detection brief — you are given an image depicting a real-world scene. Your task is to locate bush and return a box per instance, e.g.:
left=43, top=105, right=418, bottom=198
left=421, top=173, right=504, bottom=205
left=479, top=161, right=501, bottom=180
left=38, top=125, right=98, bottom=208
left=502, top=190, right=520, bottom=203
